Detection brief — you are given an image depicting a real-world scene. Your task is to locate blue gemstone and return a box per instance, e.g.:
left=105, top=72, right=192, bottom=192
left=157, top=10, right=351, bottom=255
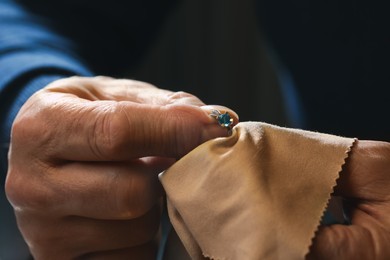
left=217, top=112, right=232, bottom=127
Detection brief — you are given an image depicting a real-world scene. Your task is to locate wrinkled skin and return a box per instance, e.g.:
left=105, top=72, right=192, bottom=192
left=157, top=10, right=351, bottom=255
left=5, top=76, right=237, bottom=259
left=308, top=140, right=390, bottom=259
left=5, top=76, right=390, bottom=259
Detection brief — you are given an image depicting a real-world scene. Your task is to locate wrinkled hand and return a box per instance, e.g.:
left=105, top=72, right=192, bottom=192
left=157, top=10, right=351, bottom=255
left=308, top=140, right=390, bottom=259
left=5, top=76, right=238, bottom=259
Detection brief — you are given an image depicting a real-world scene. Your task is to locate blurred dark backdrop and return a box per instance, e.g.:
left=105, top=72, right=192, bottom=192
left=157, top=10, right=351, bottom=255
left=2, top=0, right=390, bottom=259
left=257, top=0, right=390, bottom=140
left=131, top=0, right=389, bottom=140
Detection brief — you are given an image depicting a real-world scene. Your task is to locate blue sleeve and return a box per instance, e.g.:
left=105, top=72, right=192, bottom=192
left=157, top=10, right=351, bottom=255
left=0, top=1, right=96, bottom=257
left=0, top=1, right=175, bottom=257
left=0, top=0, right=94, bottom=175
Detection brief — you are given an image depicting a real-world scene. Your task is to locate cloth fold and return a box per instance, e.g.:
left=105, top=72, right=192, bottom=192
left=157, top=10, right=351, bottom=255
left=159, top=122, right=355, bottom=260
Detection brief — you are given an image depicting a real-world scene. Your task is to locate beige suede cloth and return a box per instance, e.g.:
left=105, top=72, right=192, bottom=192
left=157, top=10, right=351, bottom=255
left=159, top=122, right=356, bottom=260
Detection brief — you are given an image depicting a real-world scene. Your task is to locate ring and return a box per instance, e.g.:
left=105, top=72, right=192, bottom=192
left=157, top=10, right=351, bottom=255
left=209, top=109, right=233, bottom=130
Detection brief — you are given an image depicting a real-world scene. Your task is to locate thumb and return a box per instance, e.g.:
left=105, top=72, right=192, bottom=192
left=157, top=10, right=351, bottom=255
left=20, top=92, right=239, bottom=161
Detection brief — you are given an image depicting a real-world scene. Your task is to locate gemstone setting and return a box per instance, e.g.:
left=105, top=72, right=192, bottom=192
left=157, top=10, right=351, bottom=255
left=210, top=110, right=233, bottom=129
left=217, top=113, right=233, bottom=127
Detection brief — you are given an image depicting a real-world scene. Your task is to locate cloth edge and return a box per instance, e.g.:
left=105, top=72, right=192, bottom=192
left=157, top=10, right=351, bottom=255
left=304, top=137, right=358, bottom=257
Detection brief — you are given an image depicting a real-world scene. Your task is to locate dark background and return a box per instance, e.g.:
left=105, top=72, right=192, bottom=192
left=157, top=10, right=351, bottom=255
left=130, top=0, right=390, bottom=140
left=257, top=0, right=390, bottom=140
left=1, top=0, right=390, bottom=259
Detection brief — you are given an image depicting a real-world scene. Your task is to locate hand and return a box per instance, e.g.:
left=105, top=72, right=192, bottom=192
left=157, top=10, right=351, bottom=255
left=5, top=76, right=238, bottom=259
left=307, top=140, right=390, bottom=259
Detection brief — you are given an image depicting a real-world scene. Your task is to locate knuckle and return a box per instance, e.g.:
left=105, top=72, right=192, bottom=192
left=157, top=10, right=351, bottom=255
left=7, top=98, right=59, bottom=212
left=92, top=107, right=129, bottom=159
left=12, top=100, right=43, bottom=143
left=12, top=92, right=57, bottom=146
left=11, top=117, right=30, bottom=144
left=5, top=168, right=24, bottom=207
left=6, top=156, right=59, bottom=212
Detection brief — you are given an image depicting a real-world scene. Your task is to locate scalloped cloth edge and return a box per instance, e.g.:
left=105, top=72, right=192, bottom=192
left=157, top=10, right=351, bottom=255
left=160, top=122, right=356, bottom=260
